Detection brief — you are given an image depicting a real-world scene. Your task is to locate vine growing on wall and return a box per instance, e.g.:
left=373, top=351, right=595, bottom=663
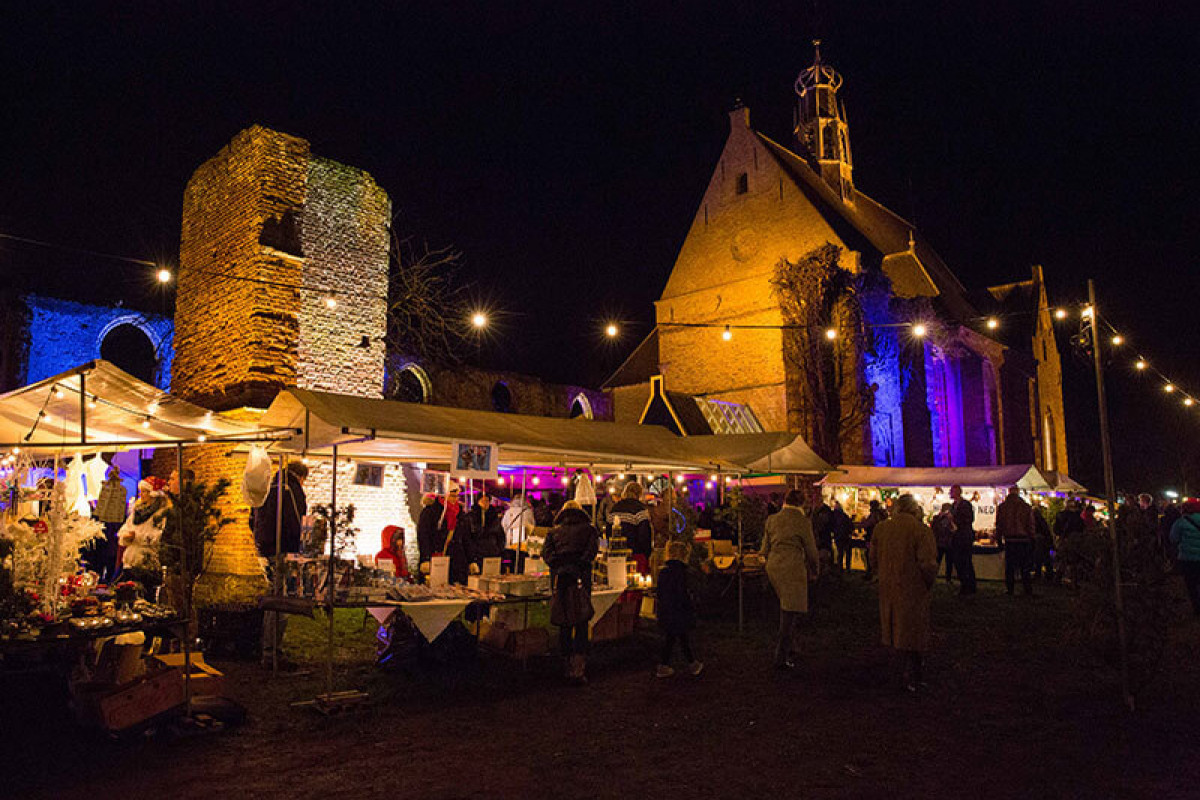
left=771, top=243, right=891, bottom=464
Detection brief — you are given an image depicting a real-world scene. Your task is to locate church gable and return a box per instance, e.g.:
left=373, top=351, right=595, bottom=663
left=659, top=106, right=850, bottom=304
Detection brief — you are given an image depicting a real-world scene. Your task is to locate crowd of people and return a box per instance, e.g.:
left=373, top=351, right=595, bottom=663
left=246, top=460, right=1200, bottom=685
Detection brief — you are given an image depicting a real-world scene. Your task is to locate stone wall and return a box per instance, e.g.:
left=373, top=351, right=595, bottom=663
left=174, top=126, right=309, bottom=411
left=389, top=358, right=611, bottom=420
left=21, top=295, right=173, bottom=388
left=169, top=125, right=400, bottom=600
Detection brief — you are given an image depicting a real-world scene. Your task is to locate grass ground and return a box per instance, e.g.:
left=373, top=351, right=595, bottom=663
left=7, top=574, right=1200, bottom=799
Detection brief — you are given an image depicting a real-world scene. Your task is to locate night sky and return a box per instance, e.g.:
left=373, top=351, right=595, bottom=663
left=2, top=3, right=1197, bottom=493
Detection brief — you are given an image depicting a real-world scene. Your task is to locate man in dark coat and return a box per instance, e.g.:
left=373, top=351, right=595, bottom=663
left=252, top=461, right=308, bottom=559
left=464, top=493, right=504, bottom=566
left=416, top=493, right=445, bottom=575
left=610, top=482, right=653, bottom=571
left=251, top=461, right=308, bottom=667
left=949, top=485, right=977, bottom=595
left=830, top=501, right=853, bottom=573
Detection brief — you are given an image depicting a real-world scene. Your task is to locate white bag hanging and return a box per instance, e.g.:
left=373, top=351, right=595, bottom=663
left=242, top=446, right=273, bottom=508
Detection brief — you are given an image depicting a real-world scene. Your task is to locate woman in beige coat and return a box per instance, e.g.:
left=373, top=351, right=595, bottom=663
left=761, top=489, right=820, bottom=670
left=869, top=493, right=938, bottom=692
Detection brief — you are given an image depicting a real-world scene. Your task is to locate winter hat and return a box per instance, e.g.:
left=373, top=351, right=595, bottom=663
left=138, top=478, right=154, bottom=493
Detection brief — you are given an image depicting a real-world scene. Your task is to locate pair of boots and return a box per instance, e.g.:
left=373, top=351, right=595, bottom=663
left=565, top=653, right=587, bottom=684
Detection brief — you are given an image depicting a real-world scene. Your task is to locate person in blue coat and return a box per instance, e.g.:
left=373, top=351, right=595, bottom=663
left=655, top=540, right=704, bottom=678
left=1169, top=498, right=1200, bottom=616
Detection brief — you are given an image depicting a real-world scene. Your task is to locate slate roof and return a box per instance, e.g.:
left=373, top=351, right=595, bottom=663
left=755, top=133, right=979, bottom=322
left=602, top=328, right=659, bottom=389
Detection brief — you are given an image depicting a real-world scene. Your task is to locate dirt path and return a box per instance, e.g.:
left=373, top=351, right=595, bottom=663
left=8, top=579, right=1200, bottom=799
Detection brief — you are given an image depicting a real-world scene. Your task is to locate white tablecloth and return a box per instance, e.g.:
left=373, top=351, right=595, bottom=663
left=588, top=587, right=625, bottom=630
left=369, top=586, right=628, bottom=642
left=368, top=599, right=471, bottom=642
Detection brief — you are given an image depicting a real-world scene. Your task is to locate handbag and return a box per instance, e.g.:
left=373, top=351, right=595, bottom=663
left=550, top=571, right=594, bottom=627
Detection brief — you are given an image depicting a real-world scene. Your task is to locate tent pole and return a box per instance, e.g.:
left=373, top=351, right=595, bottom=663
left=272, top=454, right=286, bottom=677
left=737, top=474, right=744, bottom=635
left=326, top=444, right=338, bottom=697
left=78, top=371, right=86, bottom=445
left=176, top=442, right=192, bottom=718
left=519, top=468, right=527, bottom=574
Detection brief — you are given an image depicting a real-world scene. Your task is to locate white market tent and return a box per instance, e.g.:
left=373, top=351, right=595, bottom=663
left=820, top=463, right=1086, bottom=493
left=0, top=360, right=290, bottom=451
left=259, top=388, right=832, bottom=475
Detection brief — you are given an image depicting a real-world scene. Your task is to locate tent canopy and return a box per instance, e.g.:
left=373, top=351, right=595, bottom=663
left=0, top=360, right=285, bottom=453
left=261, top=388, right=832, bottom=474
left=820, top=463, right=1083, bottom=492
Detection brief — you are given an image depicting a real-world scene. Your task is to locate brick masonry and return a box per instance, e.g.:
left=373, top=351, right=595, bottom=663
left=169, top=125, right=411, bottom=601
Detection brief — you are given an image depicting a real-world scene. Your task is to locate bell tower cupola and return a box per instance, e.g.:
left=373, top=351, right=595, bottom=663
left=794, top=40, right=854, bottom=202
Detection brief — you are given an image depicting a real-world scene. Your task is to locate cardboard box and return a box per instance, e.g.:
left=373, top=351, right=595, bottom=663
left=75, top=668, right=185, bottom=732
left=152, top=653, right=226, bottom=697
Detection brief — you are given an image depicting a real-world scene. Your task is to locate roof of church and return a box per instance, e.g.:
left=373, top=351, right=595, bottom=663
left=603, top=327, right=659, bottom=389
left=982, top=278, right=1040, bottom=351
left=755, top=133, right=979, bottom=322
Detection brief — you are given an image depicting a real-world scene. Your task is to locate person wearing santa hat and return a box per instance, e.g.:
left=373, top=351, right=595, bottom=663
left=117, top=477, right=168, bottom=577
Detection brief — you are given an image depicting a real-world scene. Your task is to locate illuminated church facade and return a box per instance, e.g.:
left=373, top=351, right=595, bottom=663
left=607, top=45, right=1069, bottom=474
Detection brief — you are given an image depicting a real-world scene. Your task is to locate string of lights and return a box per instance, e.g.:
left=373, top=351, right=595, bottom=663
left=1092, top=313, right=1199, bottom=410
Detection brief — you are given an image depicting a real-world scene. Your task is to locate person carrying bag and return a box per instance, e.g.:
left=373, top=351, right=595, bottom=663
left=542, top=500, right=599, bottom=684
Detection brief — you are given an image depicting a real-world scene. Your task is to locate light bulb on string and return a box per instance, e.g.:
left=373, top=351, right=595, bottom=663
left=1185, top=398, right=1195, bottom=408
left=87, top=396, right=97, bottom=409
left=986, top=318, right=999, bottom=330
left=1110, top=335, right=1124, bottom=346
left=1164, top=384, right=1176, bottom=393
left=1054, top=308, right=1067, bottom=320
left=1135, top=360, right=1147, bottom=370
left=824, top=327, right=838, bottom=340
left=156, top=268, right=173, bottom=284
left=53, top=385, right=64, bottom=400
left=911, top=323, right=928, bottom=338
left=605, top=323, right=619, bottom=338
left=141, top=417, right=152, bottom=429
left=197, top=433, right=207, bottom=442
left=147, top=401, right=159, bottom=414
left=721, top=325, right=732, bottom=342
left=471, top=312, right=488, bottom=329
left=675, top=474, right=685, bottom=484
left=324, top=297, right=338, bottom=309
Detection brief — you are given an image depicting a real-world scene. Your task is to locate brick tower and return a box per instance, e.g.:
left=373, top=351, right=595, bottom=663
left=171, top=125, right=411, bottom=601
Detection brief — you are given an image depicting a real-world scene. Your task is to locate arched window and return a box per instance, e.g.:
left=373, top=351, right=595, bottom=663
left=569, top=392, right=593, bottom=419
left=390, top=364, right=432, bottom=404
left=491, top=381, right=513, bottom=413
left=100, top=324, right=157, bottom=384
left=1043, top=410, right=1057, bottom=472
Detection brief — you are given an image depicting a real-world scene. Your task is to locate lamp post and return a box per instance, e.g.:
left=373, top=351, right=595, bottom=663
left=1087, top=279, right=1132, bottom=711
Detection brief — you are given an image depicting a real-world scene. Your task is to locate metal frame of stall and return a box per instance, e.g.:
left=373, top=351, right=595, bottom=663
left=0, top=363, right=299, bottom=722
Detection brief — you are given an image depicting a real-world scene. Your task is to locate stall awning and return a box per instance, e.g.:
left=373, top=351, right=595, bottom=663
left=0, top=360, right=284, bottom=452
left=819, top=463, right=1072, bottom=491
left=260, top=388, right=832, bottom=474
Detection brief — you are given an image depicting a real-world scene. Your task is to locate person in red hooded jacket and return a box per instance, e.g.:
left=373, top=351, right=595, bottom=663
left=375, top=525, right=411, bottom=579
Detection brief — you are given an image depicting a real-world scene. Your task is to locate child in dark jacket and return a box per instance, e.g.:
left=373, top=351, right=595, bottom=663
left=656, top=541, right=704, bottom=678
